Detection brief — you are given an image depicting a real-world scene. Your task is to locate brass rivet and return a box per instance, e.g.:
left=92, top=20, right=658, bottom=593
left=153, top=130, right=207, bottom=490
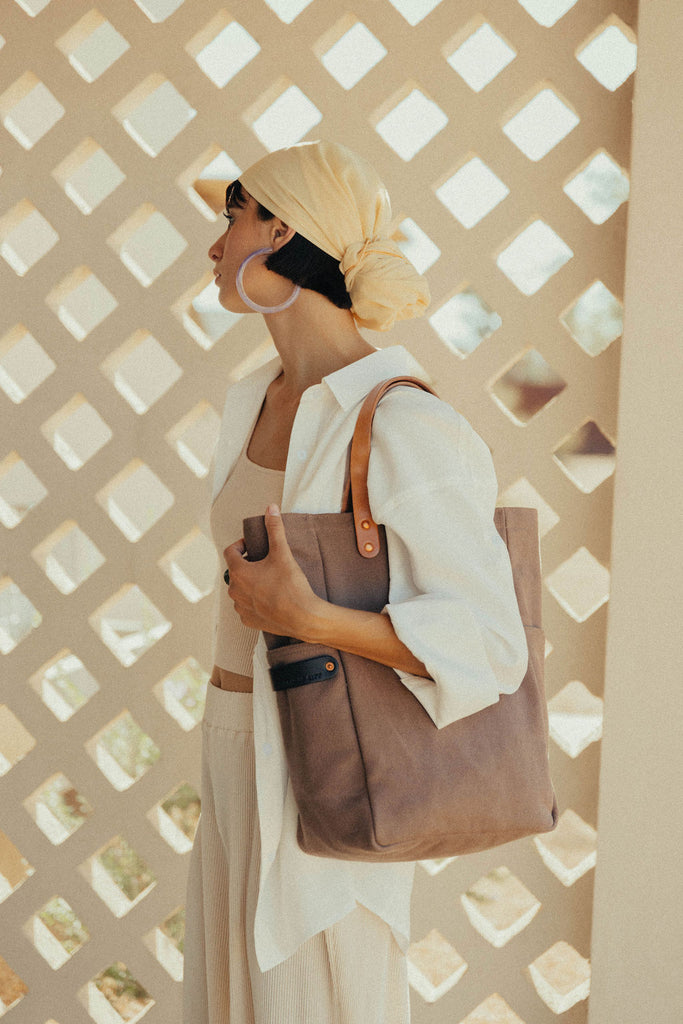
left=361, top=519, right=370, bottom=529
left=364, top=542, right=374, bottom=552
left=325, top=661, right=335, bottom=672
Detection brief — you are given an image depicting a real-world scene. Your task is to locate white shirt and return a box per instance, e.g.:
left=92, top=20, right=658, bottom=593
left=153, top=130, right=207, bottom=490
left=209, top=344, right=529, bottom=972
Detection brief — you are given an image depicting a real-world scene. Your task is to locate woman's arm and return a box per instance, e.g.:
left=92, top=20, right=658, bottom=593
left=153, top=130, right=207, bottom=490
left=301, top=600, right=431, bottom=678
left=223, top=505, right=431, bottom=678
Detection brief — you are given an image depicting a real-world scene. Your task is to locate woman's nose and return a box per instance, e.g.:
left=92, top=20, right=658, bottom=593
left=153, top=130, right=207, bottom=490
left=208, top=237, right=223, bottom=262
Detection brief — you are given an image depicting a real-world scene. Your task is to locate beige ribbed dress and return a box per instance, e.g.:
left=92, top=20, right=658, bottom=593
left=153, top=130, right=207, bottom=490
left=182, top=436, right=410, bottom=1024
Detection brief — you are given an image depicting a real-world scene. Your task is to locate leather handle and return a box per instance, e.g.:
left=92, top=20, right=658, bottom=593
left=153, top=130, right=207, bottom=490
left=348, top=376, right=438, bottom=558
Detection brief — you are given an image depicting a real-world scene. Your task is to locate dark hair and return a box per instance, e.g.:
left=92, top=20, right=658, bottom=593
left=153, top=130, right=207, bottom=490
left=225, top=180, right=352, bottom=310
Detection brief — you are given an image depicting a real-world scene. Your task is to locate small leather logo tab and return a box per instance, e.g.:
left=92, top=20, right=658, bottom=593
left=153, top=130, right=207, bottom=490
left=270, top=655, right=339, bottom=691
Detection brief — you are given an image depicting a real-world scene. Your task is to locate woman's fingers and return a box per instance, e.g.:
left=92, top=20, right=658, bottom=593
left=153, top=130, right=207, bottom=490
left=224, top=538, right=246, bottom=567
left=263, top=504, right=289, bottom=558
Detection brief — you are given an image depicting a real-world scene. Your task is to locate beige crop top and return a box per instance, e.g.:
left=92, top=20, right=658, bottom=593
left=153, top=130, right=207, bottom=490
left=209, top=436, right=285, bottom=674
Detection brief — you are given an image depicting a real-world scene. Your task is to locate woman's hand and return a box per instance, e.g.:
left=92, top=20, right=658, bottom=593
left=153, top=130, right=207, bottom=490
left=224, top=504, right=321, bottom=637
left=224, top=504, right=431, bottom=678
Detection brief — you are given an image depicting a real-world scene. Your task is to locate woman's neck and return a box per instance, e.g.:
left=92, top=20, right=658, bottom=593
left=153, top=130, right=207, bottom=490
left=263, top=290, right=376, bottom=397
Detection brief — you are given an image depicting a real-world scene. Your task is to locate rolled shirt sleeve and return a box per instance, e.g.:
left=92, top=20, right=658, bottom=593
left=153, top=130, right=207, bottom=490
left=367, top=388, right=529, bottom=729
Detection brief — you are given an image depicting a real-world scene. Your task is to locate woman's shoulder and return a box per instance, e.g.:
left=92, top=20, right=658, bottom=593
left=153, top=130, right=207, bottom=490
left=371, top=383, right=487, bottom=459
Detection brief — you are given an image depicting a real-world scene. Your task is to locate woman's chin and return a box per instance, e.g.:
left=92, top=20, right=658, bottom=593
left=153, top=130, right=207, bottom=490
left=216, top=287, right=245, bottom=314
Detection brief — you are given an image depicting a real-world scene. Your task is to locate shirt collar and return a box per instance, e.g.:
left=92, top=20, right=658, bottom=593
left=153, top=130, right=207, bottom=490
left=321, top=345, right=429, bottom=410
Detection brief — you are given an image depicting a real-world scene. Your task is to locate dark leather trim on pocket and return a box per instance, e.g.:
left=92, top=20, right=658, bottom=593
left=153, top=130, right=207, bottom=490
left=270, top=655, right=339, bottom=691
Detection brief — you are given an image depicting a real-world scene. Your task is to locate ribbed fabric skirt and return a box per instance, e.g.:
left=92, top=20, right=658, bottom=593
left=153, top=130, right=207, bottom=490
left=182, top=682, right=410, bottom=1024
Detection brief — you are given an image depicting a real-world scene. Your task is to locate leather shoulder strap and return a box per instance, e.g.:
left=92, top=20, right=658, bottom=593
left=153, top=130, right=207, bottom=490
left=347, top=376, right=438, bottom=558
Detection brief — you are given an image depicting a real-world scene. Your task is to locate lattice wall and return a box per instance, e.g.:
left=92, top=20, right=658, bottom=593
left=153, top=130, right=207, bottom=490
left=0, top=0, right=637, bottom=1021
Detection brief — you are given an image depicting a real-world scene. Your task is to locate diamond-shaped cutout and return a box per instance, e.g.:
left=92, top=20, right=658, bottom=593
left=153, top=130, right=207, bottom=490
left=26, top=895, right=90, bottom=969
left=490, top=348, right=567, bottom=424
left=14, top=0, right=53, bottom=15
left=249, top=81, right=322, bottom=151
left=545, top=546, right=610, bottom=622
left=175, top=275, right=242, bottom=349
left=394, top=217, right=440, bottom=274
left=460, top=993, right=526, bottom=1024
left=497, top=477, right=560, bottom=538
left=497, top=219, right=573, bottom=295
left=0, top=955, right=28, bottom=1015
left=548, top=679, right=603, bottom=757
left=79, top=960, right=154, bottom=1023
left=528, top=940, right=591, bottom=1013
left=560, top=279, right=623, bottom=356
left=0, top=453, right=48, bottom=528
left=82, top=836, right=157, bottom=917
left=113, top=74, right=196, bottom=156
left=183, top=145, right=242, bottom=219
left=56, top=10, right=130, bottom=82
left=89, top=584, right=171, bottom=667
left=29, top=650, right=100, bottom=722
left=187, top=13, right=260, bottom=88
left=42, top=395, right=113, bottom=469
left=385, top=0, right=443, bottom=26
left=564, top=150, right=629, bottom=224
left=0, top=578, right=42, bottom=654
left=0, top=705, right=36, bottom=776
left=101, top=330, right=182, bottom=414
left=319, top=18, right=387, bottom=90
left=87, top=711, right=161, bottom=791
left=418, top=856, right=457, bottom=876
left=0, top=325, right=56, bottom=402
left=436, top=157, right=510, bottom=228
left=23, top=773, right=93, bottom=844
left=515, top=0, right=578, bottom=28
left=576, top=18, right=637, bottom=91
left=153, top=657, right=208, bottom=731
left=53, top=139, right=125, bottom=214
left=0, top=830, right=34, bottom=904
left=231, top=341, right=279, bottom=383
left=534, top=808, right=597, bottom=886
left=148, top=782, right=200, bottom=853
left=32, top=520, right=105, bottom=594
left=503, top=86, right=579, bottom=161
left=553, top=419, right=616, bottom=492
left=144, top=906, right=185, bottom=981
left=407, top=929, right=467, bottom=1002
left=108, top=205, right=187, bottom=287
left=46, top=266, right=118, bottom=340
left=446, top=22, right=516, bottom=92
left=159, top=528, right=217, bottom=603
left=462, top=866, right=541, bottom=947
left=0, top=71, right=64, bottom=149
left=375, top=86, right=448, bottom=161
left=263, top=0, right=315, bottom=24
left=0, top=199, right=59, bottom=276
left=131, top=0, right=184, bottom=22
left=430, top=288, right=502, bottom=357
left=166, top=401, right=220, bottom=478
left=96, top=460, right=174, bottom=541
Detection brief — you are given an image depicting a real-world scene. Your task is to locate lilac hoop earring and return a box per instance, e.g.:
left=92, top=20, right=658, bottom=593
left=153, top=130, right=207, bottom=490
left=236, top=246, right=301, bottom=314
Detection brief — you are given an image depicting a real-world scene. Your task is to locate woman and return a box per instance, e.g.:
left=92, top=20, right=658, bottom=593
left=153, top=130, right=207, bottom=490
left=183, top=140, right=528, bottom=1023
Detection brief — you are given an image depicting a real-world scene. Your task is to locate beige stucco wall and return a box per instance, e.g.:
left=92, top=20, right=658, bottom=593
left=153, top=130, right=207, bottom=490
left=588, top=1, right=683, bottom=1018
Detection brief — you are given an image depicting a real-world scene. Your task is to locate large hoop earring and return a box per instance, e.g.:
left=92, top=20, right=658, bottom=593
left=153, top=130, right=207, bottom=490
left=236, top=247, right=301, bottom=314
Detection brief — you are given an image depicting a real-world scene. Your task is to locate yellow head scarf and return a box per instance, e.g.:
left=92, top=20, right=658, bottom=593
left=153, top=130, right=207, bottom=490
left=239, top=140, right=430, bottom=332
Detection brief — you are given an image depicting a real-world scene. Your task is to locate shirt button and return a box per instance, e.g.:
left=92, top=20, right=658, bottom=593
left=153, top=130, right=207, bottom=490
left=262, top=743, right=272, bottom=756
left=297, top=449, right=307, bottom=461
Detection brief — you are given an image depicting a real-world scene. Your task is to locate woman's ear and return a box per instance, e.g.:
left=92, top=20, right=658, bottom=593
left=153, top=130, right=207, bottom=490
left=270, top=220, right=296, bottom=252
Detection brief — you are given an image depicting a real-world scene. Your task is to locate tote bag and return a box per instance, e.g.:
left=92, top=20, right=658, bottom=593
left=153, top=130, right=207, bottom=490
left=243, top=377, right=558, bottom=861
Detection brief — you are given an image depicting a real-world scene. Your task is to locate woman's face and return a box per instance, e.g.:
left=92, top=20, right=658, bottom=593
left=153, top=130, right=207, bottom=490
left=208, top=192, right=292, bottom=313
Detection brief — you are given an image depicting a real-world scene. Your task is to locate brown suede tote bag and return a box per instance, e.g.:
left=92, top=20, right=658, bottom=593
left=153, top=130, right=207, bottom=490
left=243, top=377, right=558, bottom=862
